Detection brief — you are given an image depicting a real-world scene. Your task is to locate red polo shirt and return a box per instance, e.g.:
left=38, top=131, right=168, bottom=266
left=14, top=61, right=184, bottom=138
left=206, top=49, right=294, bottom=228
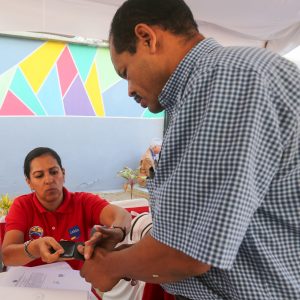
left=5, top=187, right=109, bottom=269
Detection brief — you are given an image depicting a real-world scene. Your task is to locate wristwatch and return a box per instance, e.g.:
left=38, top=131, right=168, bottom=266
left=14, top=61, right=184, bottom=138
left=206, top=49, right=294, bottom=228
left=24, top=240, right=37, bottom=259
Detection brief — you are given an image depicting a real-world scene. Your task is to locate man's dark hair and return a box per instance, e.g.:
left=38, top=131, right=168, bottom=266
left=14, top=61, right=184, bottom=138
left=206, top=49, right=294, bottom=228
left=24, top=147, right=63, bottom=179
left=110, top=0, right=199, bottom=54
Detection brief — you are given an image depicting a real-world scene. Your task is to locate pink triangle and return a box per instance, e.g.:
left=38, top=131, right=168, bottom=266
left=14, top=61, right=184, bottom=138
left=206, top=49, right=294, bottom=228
left=0, top=91, right=34, bottom=115
left=57, top=47, right=78, bottom=97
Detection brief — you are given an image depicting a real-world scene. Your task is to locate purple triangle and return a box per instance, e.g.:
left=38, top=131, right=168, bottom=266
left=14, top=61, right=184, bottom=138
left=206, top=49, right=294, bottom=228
left=63, top=76, right=95, bottom=116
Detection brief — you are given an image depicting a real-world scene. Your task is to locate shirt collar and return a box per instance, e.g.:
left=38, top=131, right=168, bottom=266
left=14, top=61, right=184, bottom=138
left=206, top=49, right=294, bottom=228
left=33, top=187, right=73, bottom=214
left=159, top=38, right=222, bottom=112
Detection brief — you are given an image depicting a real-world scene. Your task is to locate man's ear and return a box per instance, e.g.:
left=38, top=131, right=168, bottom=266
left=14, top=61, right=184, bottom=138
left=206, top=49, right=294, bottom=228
left=134, top=23, right=157, bottom=53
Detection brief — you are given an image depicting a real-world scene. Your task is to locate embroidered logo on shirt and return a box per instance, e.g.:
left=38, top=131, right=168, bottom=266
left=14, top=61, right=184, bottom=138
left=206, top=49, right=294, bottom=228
left=68, top=225, right=81, bottom=240
left=29, top=226, right=44, bottom=240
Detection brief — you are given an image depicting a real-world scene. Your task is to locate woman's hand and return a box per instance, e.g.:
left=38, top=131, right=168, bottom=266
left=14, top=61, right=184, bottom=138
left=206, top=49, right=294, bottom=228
left=31, top=236, right=64, bottom=263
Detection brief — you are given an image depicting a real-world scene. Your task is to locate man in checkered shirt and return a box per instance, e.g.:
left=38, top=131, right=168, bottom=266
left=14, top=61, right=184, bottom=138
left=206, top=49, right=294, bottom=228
left=80, top=0, right=300, bottom=298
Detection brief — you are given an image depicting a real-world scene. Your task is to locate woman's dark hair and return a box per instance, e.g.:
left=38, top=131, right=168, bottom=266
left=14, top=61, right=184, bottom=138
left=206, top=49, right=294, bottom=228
left=110, top=0, right=199, bottom=54
left=24, top=147, right=63, bottom=179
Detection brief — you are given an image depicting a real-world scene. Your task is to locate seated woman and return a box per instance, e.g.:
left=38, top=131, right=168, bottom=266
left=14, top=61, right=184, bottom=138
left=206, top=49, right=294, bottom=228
left=2, top=147, right=132, bottom=270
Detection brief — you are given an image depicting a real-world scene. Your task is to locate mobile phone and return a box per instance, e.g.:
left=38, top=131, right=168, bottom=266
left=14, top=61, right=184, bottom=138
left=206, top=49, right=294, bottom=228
left=50, top=241, right=85, bottom=260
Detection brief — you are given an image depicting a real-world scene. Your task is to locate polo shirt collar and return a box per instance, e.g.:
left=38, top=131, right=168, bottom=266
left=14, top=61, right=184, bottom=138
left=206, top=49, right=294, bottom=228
left=33, top=187, right=73, bottom=214
left=159, top=38, right=221, bottom=113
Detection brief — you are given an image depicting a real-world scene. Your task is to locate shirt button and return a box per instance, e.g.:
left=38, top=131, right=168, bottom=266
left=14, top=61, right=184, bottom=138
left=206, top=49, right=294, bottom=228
left=52, top=226, right=56, bottom=230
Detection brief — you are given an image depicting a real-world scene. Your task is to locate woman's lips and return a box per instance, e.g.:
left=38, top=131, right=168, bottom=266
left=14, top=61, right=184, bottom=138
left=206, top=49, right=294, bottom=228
left=45, top=188, right=57, bottom=193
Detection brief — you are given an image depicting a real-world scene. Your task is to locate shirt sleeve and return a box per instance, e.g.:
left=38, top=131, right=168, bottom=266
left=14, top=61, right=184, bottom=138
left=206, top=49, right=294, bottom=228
left=81, top=193, right=110, bottom=226
left=5, top=197, right=29, bottom=233
left=151, top=66, right=286, bottom=269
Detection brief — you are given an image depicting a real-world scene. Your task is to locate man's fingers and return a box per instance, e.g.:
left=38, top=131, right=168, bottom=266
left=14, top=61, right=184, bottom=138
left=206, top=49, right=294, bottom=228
left=79, top=244, right=94, bottom=260
left=85, top=231, right=103, bottom=246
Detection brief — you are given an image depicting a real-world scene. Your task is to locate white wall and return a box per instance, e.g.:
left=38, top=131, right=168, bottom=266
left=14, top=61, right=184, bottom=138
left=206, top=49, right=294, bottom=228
left=0, top=117, right=164, bottom=196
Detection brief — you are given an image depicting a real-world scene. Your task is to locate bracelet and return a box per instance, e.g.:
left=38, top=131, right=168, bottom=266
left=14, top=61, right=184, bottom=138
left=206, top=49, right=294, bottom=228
left=111, top=225, right=127, bottom=242
left=24, top=240, right=37, bottom=259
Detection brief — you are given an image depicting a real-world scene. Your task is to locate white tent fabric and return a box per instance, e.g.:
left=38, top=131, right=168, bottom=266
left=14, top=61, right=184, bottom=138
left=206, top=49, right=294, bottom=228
left=91, top=0, right=300, bottom=54
left=1, top=0, right=300, bottom=54
left=186, top=0, right=300, bottom=54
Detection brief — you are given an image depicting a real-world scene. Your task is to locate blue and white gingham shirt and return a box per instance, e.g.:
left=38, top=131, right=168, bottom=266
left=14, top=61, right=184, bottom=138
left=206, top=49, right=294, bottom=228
left=148, top=38, right=300, bottom=299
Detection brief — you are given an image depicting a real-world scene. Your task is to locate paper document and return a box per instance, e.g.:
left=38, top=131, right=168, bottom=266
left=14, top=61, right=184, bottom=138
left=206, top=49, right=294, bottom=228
left=0, top=286, right=91, bottom=300
left=0, top=264, right=90, bottom=291
left=0, top=262, right=96, bottom=300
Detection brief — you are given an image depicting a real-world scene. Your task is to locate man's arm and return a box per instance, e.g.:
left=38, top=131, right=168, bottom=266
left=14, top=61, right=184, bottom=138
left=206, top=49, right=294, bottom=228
left=80, top=233, right=211, bottom=292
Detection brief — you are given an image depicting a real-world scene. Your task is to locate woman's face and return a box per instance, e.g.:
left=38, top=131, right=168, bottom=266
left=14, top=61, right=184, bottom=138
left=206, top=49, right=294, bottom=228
left=26, top=154, right=65, bottom=209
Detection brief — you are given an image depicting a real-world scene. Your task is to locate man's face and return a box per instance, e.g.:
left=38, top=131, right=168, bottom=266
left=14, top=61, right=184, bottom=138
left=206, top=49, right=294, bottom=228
left=110, top=39, right=167, bottom=113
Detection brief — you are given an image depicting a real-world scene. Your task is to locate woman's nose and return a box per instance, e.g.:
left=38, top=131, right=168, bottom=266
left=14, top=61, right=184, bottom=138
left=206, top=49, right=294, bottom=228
left=44, top=173, right=54, bottom=184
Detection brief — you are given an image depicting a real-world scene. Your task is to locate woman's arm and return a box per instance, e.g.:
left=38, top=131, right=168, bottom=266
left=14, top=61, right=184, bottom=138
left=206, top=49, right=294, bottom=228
left=2, top=230, right=64, bottom=266
left=99, top=203, right=132, bottom=236
left=81, top=204, right=132, bottom=259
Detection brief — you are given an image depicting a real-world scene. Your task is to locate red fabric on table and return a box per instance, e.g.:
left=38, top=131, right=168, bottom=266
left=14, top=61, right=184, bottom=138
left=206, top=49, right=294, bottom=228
left=126, top=206, right=150, bottom=215
left=142, top=283, right=175, bottom=300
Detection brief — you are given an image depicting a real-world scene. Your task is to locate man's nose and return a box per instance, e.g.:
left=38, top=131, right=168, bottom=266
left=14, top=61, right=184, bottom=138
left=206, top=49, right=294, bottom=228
left=128, top=82, right=135, bottom=98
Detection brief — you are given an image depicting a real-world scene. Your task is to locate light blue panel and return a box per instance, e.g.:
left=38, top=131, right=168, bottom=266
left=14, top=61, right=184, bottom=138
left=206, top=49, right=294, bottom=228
left=0, top=117, right=164, bottom=196
left=69, top=44, right=97, bottom=82
left=143, top=109, right=164, bottom=119
left=103, top=80, right=145, bottom=117
left=38, top=66, right=65, bottom=115
left=10, top=68, right=46, bottom=115
left=0, top=36, right=44, bottom=74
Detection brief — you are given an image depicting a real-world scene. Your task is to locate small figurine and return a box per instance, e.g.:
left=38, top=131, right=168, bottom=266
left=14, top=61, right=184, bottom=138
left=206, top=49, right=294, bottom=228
left=138, top=138, right=162, bottom=187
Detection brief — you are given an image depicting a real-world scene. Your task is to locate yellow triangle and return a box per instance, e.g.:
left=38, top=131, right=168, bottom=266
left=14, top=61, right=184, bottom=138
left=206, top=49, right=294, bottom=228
left=85, top=63, right=105, bottom=116
left=20, top=41, right=65, bottom=93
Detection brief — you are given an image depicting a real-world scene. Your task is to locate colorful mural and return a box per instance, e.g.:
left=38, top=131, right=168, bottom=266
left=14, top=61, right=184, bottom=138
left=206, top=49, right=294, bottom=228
left=0, top=36, right=163, bottom=118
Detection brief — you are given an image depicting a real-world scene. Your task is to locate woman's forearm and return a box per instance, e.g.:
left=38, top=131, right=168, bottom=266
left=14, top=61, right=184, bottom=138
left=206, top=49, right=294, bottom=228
left=2, top=242, right=37, bottom=266
left=100, top=204, right=132, bottom=234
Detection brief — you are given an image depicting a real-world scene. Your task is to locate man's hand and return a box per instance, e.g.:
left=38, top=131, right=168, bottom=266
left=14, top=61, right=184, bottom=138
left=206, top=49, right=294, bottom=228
left=80, top=247, right=120, bottom=292
left=78, top=225, right=125, bottom=260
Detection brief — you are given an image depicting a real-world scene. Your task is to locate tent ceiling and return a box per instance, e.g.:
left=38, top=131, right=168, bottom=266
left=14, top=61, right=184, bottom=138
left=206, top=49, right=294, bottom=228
left=84, top=0, right=300, bottom=54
